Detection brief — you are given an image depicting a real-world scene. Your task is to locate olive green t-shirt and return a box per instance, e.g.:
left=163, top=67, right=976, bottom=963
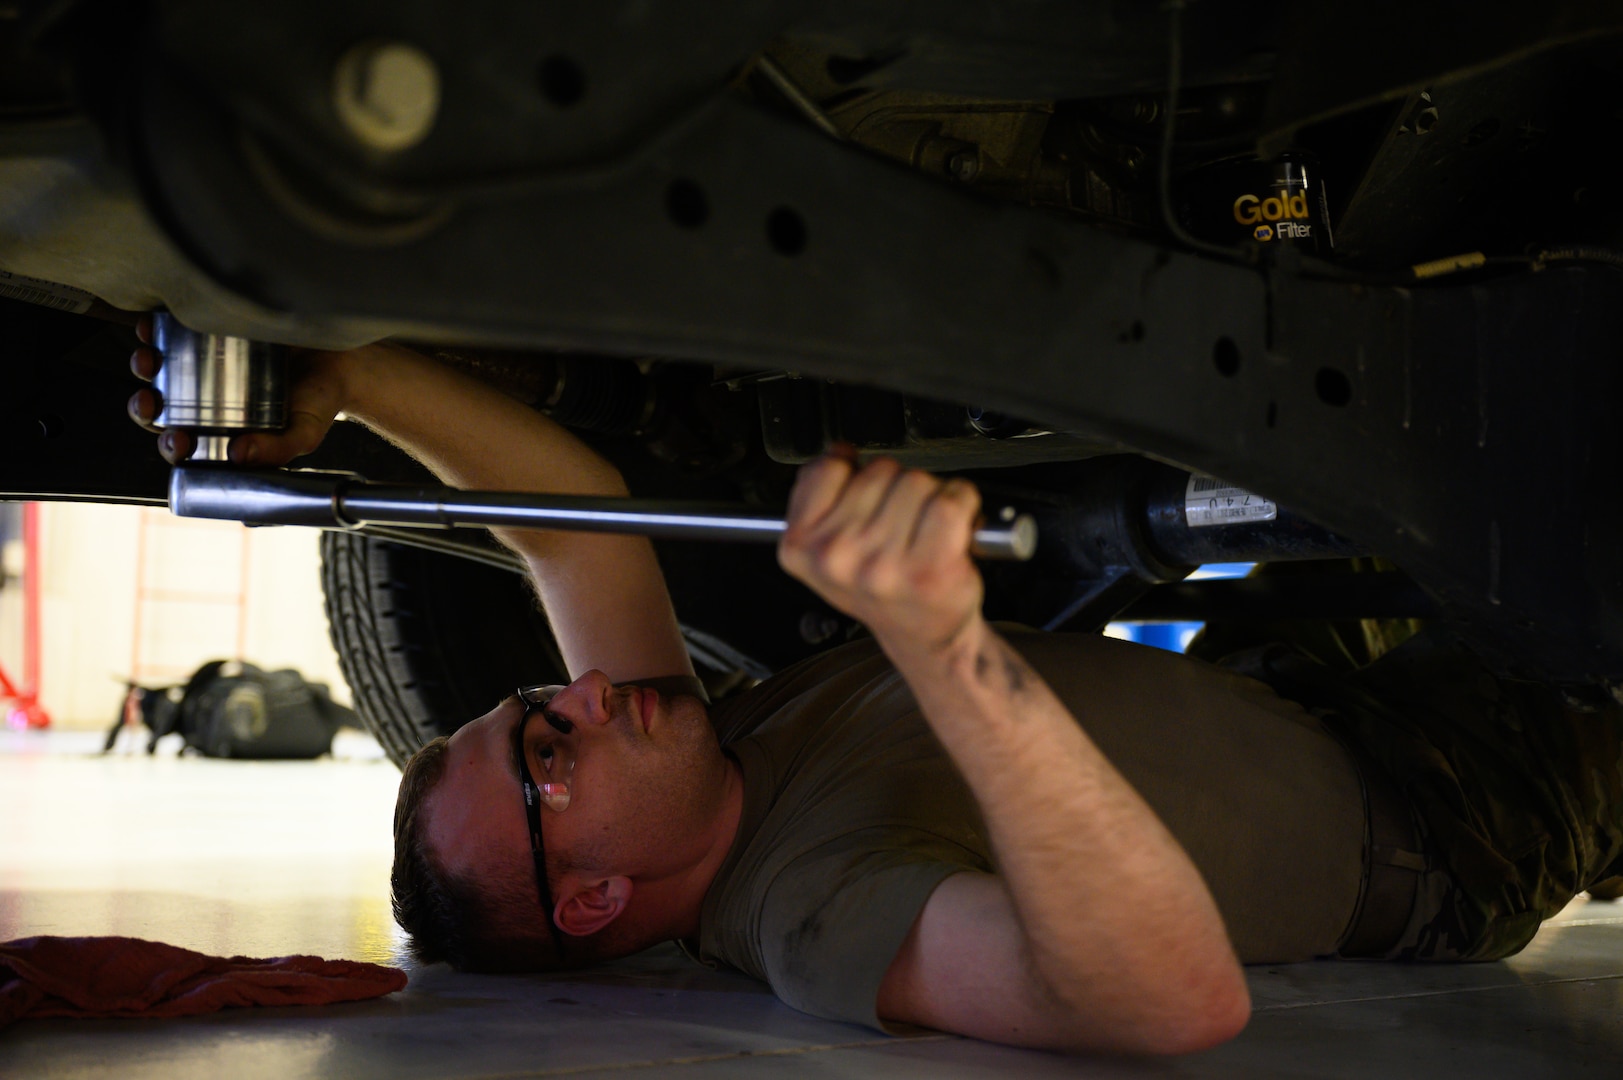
left=688, top=628, right=1367, bottom=1032
left=690, top=636, right=991, bottom=1029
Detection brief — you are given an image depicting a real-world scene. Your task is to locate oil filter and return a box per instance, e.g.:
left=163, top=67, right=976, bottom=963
left=1179, top=154, right=1333, bottom=254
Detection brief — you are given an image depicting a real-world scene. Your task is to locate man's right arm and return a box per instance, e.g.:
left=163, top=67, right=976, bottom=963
left=777, top=454, right=1250, bottom=1056
left=871, top=623, right=1250, bottom=1055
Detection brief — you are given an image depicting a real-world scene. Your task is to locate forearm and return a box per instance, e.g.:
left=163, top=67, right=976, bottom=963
left=336, top=344, right=627, bottom=501
left=776, top=453, right=1245, bottom=1050
left=329, top=344, right=689, bottom=680
left=877, top=618, right=1247, bottom=1033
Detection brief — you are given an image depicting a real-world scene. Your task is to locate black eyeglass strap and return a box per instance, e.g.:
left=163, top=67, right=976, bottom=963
left=513, top=697, right=569, bottom=961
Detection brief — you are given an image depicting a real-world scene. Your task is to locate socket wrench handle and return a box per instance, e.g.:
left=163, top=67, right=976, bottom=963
left=169, top=467, right=1038, bottom=561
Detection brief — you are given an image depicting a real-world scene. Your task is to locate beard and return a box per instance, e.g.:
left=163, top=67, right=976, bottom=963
left=565, top=692, right=732, bottom=881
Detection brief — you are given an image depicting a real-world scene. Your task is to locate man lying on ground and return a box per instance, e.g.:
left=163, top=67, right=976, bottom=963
left=130, top=334, right=1623, bottom=1056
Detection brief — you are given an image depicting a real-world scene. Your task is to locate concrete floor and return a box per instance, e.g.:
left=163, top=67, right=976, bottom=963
left=1, top=730, right=1620, bottom=1078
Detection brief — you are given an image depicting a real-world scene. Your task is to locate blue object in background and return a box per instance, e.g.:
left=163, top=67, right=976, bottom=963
left=1124, top=623, right=1195, bottom=652
left=1107, top=563, right=1254, bottom=654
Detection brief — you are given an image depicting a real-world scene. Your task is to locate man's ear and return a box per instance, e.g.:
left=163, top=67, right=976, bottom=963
left=554, top=876, right=634, bottom=938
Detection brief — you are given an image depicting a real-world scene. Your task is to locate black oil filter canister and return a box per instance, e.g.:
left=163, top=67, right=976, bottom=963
left=1179, top=154, right=1333, bottom=253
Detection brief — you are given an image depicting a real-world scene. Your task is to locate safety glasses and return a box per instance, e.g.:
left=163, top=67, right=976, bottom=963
left=512, top=683, right=574, bottom=957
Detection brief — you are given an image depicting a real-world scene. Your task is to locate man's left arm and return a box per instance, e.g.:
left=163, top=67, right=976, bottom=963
left=777, top=455, right=1250, bottom=1056
left=224, top=342, right=691, bottom=685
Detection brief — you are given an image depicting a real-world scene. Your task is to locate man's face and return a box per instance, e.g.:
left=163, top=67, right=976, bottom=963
left=422, top=669, right=728, bottom=929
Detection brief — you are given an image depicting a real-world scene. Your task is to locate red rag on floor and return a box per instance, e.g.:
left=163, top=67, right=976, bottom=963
left=0, top=936, right=408, bottom=1029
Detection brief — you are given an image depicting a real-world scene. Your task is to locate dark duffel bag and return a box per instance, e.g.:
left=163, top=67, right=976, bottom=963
left=107, top=660, right=357, bottom=759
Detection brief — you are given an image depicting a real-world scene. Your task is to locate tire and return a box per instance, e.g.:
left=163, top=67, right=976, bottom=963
left=320, top=531, right=565, bottom=768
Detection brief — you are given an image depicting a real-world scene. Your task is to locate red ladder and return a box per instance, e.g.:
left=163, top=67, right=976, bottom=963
left=1, top=503, right=51, bottom=729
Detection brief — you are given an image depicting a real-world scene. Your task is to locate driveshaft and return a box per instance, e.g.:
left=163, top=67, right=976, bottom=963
left=168, top=466, right=1038, bottom=561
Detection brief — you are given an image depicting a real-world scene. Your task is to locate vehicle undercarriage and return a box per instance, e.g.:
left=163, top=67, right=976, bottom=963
left=4, top=0, right=1623, bottom=752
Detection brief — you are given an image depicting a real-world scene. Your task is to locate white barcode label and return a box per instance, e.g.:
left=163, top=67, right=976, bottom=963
left=0, top=270, right=96, bottom=314
left=1185, top=475, right=1277, bottom=527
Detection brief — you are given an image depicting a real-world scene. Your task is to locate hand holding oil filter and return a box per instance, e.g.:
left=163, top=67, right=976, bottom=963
left=152, top=313, right=290, bottom=462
